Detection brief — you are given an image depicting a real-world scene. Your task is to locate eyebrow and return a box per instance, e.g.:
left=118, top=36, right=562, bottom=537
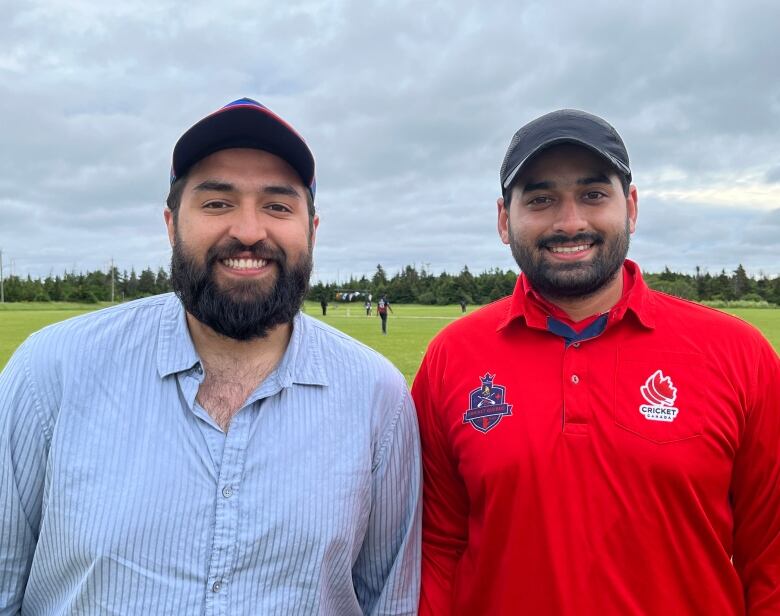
left=262, top=184, right=302, bottom=198
left=523, top=174, right=613, bottom=192
left=192, top=180, right=302, bottom=198
left=192, top=180, right=235, bottom=192
left=578, top=174, right=612, bottom=186
left=523, top=180, right=553, bottom=192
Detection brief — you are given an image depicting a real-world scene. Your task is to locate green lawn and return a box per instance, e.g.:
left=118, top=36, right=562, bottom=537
left=302, top=301, right=468, bottom=382
left=1, top=301, right=778, bottom=383
left=727, top=308, right=780, bottom=348
left=0, top=304, right=112, bottom=374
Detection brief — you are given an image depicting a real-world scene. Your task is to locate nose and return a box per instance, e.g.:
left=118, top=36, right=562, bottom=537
left=228, top=206, right=268, bottom=246
left=551, top=196, right=588, bottom=236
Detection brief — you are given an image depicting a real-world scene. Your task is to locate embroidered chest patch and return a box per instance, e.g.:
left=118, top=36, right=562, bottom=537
left=639, top=369, right=680, bottom=422
left=462, top=373, right=513, bottom=433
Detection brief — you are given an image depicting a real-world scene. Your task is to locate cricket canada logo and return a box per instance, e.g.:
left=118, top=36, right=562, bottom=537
left=639, top=370, right=679, bottom=422
left=462, top=373, right=513, bottom=434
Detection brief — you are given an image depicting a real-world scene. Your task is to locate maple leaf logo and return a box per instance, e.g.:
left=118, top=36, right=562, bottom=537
left=640, top=370, right=677, bottom=407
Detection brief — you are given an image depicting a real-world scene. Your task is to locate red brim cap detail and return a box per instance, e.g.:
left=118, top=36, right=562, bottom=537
left=170, top=98, right=316, bottom=198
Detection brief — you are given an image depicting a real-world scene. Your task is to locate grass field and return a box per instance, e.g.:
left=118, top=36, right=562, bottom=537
left=302, top=301, right=468, bottom=382
left=0, top=303, right=112, bottom=376
left=1, top=301, right=779, bottom=382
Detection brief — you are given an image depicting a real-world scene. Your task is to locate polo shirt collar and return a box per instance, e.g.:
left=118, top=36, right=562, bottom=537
left=156, top=293, right=328, bottom=387
left=497, top=259, right=656, bottom=332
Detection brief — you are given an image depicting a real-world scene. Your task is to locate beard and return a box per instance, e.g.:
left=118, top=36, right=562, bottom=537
left=170, top=232, right=312, bottom=341
left=508, top=219, right=630, bottom=301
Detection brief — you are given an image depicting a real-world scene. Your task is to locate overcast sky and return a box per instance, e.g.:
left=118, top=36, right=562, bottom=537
left=2, top=0, right=779, bottom=284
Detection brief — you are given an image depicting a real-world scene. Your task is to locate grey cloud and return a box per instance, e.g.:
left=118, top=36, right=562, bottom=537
left=631, top=197, right=777, bottom=275
left=1, top=0, right=779, bottom=282
left=766, top=167, right=780, bottom=184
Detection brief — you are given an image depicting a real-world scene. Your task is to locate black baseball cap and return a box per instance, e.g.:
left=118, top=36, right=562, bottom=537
left=500, top=109, right=631, bottom=192
left=170, top=97, right=316, bottom=198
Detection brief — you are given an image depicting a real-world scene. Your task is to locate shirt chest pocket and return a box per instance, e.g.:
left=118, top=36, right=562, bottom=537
left=613, top=349, right=705, bottom=444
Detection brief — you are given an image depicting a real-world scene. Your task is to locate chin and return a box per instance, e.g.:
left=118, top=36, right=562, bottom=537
left=219, top=274, right=275, bottom=292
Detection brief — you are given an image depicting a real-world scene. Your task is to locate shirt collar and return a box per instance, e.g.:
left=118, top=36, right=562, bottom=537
left=156, top=294, right=328, bottom=387
left=157, top=293, right=200, bottom=378
left=497, top=259, right=656, bottom=332
left=274, top=313, right=329, bottom=387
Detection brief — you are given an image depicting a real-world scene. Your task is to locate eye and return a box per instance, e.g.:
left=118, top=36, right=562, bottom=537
left=265, top=203, right=293, bottom=213
left=202, top=200, right=232, bottom=210
left=584, top=190, right=607, bottom=201
left=526, top=196, right=553, bottom=209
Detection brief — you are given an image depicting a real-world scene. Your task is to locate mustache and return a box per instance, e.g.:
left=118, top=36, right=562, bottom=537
left=204, top=239, right=285, bottom=265
left=537, top=232, right=604, bottom=249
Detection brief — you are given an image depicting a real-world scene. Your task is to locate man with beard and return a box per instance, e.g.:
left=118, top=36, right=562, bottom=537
left=412, top=110, right=780, bottom=615
left=0, top=98, right=421, bottom=615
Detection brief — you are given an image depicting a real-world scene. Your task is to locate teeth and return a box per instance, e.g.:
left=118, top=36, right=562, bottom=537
left=223, top=258, right=267, bottom=270
left=550, top=244, right=590, bottom=254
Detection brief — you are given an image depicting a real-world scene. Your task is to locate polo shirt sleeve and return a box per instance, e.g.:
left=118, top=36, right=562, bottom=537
left=353, top=383, right=422, bottom=615
left=0, top=342, right=51, bottom=613
left=731, top=338, right=780, bottom=614
left=412, top=350, right=470, bottom=616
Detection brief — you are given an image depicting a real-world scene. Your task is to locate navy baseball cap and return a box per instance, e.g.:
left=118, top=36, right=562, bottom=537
left=500, top=109, right=631, bottom=192
left=171, top=97, right=316, bottom=198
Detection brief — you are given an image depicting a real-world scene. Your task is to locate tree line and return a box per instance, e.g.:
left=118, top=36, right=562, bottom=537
left=1, top=264, right=778, bottom=305
left=1, top=268, right=170, bottom=303
left=310, top=263, right=780, bottom=306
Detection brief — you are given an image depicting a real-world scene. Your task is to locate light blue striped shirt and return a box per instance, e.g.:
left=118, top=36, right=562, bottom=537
left=0, top=294, right=421, bottom=615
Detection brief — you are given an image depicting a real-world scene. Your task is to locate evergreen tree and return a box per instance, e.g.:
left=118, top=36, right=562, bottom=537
left=372, top=264, right=388, bottom=287
left=155, top=268, right=171, bottom=294
left=126, top=269, right=140, bottom=298
left=138, top=268, right=157, bottom=296
left=732, top=264, right=752, bottom=299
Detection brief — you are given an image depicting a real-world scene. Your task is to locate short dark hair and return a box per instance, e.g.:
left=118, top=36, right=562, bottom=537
left=166, top=175, right=187, bottom=216
left=618, top=174, right=630, bottom=198
left=166, top=173, right=316, bottom=222
left=503, top=172, right=630, bottom=208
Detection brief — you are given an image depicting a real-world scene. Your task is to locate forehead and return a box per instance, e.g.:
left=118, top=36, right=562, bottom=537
left=517, top=144, right=617, bottom=187
left=185, top=148, right=306, bottom=190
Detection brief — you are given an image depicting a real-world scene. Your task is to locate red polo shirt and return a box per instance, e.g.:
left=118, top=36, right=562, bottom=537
left=412, top=261, right=780, bottom=615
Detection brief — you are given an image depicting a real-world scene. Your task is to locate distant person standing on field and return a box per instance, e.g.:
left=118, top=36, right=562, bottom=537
left=377, top=295, right=393, bottom=334
left=320, top=298, right=328, bottom=315
left=459, top=299, right=467, bottom=313
left=365, top=299, right=372, bottom=316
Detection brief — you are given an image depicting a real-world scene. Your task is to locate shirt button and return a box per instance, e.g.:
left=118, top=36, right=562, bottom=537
left=571, top=374, right=580, bottom=384
left=196, top=364, right=203, bottom=374
left=222, top=485, right=233, bottom=498
left=212, top=581, right=222, bottom=593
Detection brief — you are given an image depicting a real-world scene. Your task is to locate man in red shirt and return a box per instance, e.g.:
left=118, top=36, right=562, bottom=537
left=412, top=109, right=780, bottom=615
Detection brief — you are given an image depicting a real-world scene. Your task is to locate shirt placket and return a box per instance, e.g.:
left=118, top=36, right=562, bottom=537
left=204, top=411, right=251, bottom=616
left=562, top=340, right=590, bottom=435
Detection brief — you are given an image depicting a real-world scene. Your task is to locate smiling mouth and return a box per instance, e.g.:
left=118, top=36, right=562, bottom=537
left=547, top=244, right=593, bottom=254
left=221, top=258, right=269, bottom=270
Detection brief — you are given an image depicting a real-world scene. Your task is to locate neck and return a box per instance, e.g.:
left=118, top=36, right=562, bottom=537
left=186, top=313, right=293, bottom=372
left=542, top=270, right=624, bottom=322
